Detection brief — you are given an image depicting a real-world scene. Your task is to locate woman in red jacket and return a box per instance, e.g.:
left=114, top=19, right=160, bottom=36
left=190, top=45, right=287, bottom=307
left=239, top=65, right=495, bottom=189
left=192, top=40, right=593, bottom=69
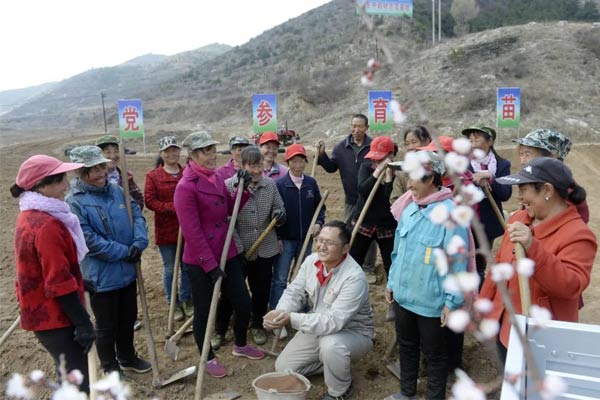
left=10, top=155, right=95, bottom=393
left=145, top=136, right=192, bottom=322
left=480, top=158, right=597, bottom=362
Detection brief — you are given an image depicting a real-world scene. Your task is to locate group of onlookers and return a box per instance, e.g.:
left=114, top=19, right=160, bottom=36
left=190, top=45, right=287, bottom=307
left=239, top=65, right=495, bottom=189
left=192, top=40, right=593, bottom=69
left=10, top=116, right=597, bottom=400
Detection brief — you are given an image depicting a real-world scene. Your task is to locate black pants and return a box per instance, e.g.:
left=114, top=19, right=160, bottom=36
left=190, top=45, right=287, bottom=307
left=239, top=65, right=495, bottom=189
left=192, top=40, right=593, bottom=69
left=394, top=303, right=448, bottom=400
left=35, top=326, right=89, bottom=393
left=349, top=233, right=394, bottom=275
left=216, top=255, right=275, bottom=331
left=446, top=328, right=464, bottom=372
left=90, top=281, right=137, bottom=372
left=184, top=255, right=251, bottom=359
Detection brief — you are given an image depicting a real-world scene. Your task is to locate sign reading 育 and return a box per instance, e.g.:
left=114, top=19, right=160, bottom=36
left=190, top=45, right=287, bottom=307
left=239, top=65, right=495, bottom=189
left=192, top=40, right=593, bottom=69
left=357, top=0, right=413, bottom=17
left=368, top=91, right=393, bottom=131
left=497, top=87, right=521, bottom=128
left=252, top=94, right=277, bottom=133
left=118, top=99, right=144, bottom=139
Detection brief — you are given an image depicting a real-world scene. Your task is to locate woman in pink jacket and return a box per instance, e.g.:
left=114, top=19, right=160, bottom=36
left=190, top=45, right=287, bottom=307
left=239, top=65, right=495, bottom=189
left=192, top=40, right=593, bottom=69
left=174, top=131, right=264, bottom=379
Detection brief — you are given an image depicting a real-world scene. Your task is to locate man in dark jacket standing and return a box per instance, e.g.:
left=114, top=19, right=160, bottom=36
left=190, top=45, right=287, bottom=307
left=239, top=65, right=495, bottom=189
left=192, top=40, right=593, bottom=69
left=317, top=114, right=377, bottom=283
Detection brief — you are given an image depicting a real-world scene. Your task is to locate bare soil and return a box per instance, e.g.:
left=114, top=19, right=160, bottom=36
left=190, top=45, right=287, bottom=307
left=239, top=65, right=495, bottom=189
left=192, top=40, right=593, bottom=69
left=1, top=139, right=599, bottom=399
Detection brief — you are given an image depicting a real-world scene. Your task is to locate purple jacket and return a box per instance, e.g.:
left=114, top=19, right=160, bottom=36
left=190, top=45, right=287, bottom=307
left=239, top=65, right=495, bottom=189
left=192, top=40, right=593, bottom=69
left=174, top=165, right=247, bottom=272
left=216, top=159, right=237, bottom=180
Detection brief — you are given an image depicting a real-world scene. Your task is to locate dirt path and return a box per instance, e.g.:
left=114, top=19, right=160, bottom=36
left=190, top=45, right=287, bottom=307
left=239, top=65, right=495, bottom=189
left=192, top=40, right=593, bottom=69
left=1, top=140, right=598, bottom=399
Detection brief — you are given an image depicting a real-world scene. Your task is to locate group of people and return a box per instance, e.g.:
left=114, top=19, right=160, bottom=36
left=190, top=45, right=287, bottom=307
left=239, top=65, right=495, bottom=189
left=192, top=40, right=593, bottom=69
left=10, top=114, right=597, bottom=400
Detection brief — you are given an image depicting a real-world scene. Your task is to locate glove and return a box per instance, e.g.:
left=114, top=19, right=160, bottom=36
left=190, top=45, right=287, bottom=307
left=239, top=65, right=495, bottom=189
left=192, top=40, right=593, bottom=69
left=235, top=169, right=252, bottom=190
left=123, top=245, right=142, bottom=263
left=208, top=267, right=226, bottom=284
left=272, top=209, right=286, bottom=226
left=74, top=319, right=96, bottom=354
left=83, top=280, right=96, bottom=295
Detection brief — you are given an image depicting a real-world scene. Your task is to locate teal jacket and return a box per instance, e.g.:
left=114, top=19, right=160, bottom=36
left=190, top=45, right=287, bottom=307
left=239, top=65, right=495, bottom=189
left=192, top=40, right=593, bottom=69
left=66, top=179, right=148, bottom=293
left=387, top=198, right=468, bottom=318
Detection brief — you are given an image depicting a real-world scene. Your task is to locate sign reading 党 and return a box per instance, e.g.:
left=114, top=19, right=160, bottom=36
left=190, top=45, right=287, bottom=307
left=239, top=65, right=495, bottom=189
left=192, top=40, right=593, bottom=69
left=118, top=99, right=144, bottom=139
left=357, top=0, right=413, bottom=17
left=368, top=90, right=393, bottom=131
left=497, top=87, right=521, bottom=128
left=252, top=94, right=277, bottom=133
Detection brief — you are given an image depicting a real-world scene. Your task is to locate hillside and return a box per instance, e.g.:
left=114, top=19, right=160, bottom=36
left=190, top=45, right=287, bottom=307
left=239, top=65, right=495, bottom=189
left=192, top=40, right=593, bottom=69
left=0, top=82, right=57, bottom=116
left=1, top=0, right=598, bottom=147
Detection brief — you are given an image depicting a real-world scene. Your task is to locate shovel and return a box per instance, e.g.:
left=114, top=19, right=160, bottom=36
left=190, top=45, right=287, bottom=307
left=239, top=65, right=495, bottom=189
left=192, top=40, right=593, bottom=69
left=349, top=166, right=387, bottom=248
left=246, top=217, right=278, bottom=260
left=84, top=292, right=98, bottom=400
left=310, top=141, right=323, bottom=177
left=119, top=144, right=196, bottom=387
left=0, top=315, right=20, bottom=350
left=167, top=228, right=184, bottom=337
left=164, top=314, right=194, bottom=360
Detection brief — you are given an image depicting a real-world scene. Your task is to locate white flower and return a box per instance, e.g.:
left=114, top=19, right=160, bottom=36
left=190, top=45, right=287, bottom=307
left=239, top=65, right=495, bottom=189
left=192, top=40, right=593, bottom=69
left=540, top=375, right=568, bottom=400
left=472, top=148, right=486, bottom=160
left=390, top=100, right=407, bottom=124
left=530, top=305, right=552, bottom=326
left=403, top=152, right=426, bottom=180
left=461, top=184, right=485, bottom=205
left=92, top=371, right=130, bottom=399
left=451, top=205, right=474, bottom=227
left=517, top=258, right=535, bottom=277
left=430, top=203, right=450, bottom=224
left=445, top=152, right=470, bottom=174
left=6, top=373, right=32, bottom=399
left=29, top=370, right=45, bottom=383
left=446, top=235, right=467, bottom=255
left=408, top=167, right=426, bottom=180
left=67, top=369, right=84, bottom=386
left=473, top=298, right=493, bottom=314
left=367, top=58, right=377, bottom=68
left=452, top=369, right=486, bottom=400
left=434, top=248, right=449, bottom=276
left=491, top=263, right=514, bottom=282
left=360, top=75, right=374, bottom=87
left=443, top=275, right=460, bottom=293
left=52, top=382, right=86, bottom=400
left=452, top=137, right=472, bottom=155
left=444, top=272, right=480, bottom=294
left=477, top=318, right=500, bottom=340
left=447, top=309, right=470, bottom=333
left=417, top=150, right=433, bottom=164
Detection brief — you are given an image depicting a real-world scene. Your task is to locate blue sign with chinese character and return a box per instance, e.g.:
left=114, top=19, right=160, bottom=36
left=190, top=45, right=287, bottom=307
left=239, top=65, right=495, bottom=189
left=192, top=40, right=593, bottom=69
left=497, top=88, right=521, bottom=128
left=357, top=0, right=413, bottom=17
left=118, top=99, right=144, bottom=139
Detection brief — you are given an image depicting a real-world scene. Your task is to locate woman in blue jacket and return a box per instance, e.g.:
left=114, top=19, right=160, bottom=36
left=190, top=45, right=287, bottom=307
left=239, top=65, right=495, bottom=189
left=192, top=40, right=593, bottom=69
left=271, top=144, right=326, bottom=310
left=66, top=145, right=150, bottom=376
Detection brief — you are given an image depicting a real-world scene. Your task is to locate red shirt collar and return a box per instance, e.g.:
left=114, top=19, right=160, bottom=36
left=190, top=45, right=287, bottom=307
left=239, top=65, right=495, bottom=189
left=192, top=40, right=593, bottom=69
left=314, top=254, right=347, bottom=287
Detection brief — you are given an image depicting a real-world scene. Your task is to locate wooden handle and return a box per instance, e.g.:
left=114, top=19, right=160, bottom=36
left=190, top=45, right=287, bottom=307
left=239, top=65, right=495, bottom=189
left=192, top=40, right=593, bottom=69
left=350, top=167, right=387, bottom=248
left=195, top=184, right=245, bottom=400
left=84, top=293, right=98, bottom=400
left=288, top=190, right=329, bottom=283
left=246, top=218, right=278, bottom=259
left=0, top=316, right=20, bottom=349
left=167, top=228, right=184, bottom=336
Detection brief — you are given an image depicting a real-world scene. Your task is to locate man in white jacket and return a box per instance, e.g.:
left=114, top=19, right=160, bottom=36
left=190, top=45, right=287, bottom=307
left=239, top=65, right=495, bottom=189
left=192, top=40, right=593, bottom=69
left=263, top=220, right=374, bottom=400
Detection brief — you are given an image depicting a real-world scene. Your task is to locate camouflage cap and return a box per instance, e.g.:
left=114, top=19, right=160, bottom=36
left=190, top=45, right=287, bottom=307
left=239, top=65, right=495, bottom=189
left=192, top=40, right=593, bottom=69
left=422, top=151, right=446, bottom=176
left=95, top=135, right=120, bottom=147
left=228, top=136, right=251, bottom=148
left=461, top=125, right=497, bottom=141
left=69, top=145, right=112, bottom=167
left=158, top=136, right=181, bottom=151
left=182, top=131, right=219, bottom=151
left=512, top=129, right=572, bottom=161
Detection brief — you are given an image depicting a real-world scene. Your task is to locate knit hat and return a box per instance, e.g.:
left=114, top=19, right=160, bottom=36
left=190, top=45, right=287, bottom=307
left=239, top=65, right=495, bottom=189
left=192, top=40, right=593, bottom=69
left=285, top=144, right=307, bottom=161
left=69, top=145, right=112, bottom=167
left=95, top=135, right=120, bottom=147
left=15, top=155, right=84, bottom=191
left=258, top=131, right=280, bottom=145
left=182, top=131, right=219, bottom=151
left=461, top=125, right=497, bottom=142
left=365, top=136, right=395, bottom=160
left=229, top=136, right=251, bottom=148
left=512, top=129, right=572, bottom=161
left=158, top=136, right=181, bottom=151
left=497, top=157, right=574, bottom=190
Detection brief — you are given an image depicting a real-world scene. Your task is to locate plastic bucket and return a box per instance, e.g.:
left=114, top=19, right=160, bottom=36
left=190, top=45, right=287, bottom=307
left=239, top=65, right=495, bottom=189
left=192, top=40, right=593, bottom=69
left=252, top=371, right=311, bottom=400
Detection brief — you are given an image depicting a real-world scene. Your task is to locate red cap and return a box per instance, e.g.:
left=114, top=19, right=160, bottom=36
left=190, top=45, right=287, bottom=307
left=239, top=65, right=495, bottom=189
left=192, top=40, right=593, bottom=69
left=365, top=136, right=395, bottom=160
left=258, top=131, right=280, bottom=145
left=285, top=144, right=307, bottom=161
left=16, top=155, right=84, bottom=191
left=417, top=136, right=454, bottom=153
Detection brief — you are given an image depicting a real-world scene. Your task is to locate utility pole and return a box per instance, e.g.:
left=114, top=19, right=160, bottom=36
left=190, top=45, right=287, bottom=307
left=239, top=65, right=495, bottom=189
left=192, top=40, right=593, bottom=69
left=100, top=92, right=107, bottom=133
left=438, top=0, right=442, bottom=43
left=432, top=0, right=436, bottom=45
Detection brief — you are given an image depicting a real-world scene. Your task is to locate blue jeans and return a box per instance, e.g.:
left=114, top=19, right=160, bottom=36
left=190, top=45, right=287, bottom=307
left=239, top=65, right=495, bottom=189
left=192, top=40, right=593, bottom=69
left=269, top=239, right=312, bottom=310
left=158, top=244, right=191, bottom=304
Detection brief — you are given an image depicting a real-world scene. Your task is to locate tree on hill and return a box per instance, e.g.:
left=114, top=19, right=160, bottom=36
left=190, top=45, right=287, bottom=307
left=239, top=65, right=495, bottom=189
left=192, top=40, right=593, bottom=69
left=451, top=0, right=480, bottom=35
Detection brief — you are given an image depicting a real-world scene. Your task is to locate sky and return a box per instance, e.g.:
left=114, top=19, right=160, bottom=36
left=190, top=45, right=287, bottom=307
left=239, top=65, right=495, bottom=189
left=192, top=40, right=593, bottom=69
left=0, top=0, right=331, bottom=92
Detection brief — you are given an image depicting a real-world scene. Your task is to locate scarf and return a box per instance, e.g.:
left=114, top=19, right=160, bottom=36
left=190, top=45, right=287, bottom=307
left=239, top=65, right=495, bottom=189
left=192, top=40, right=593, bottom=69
left=19, top=191, right=89, bottom=262
left=390, top=187, right=477, bottom=277
left=315, top=255, right=347, bottom=287
left=470, top=150, right=497, bottom=176
left=189, top=160, right=217, bottom=186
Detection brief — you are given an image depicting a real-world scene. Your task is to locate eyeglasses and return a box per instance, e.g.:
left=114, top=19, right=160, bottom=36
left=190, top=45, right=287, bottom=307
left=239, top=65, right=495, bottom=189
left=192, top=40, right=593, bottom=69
left=315, top=237, right=342, bottom=247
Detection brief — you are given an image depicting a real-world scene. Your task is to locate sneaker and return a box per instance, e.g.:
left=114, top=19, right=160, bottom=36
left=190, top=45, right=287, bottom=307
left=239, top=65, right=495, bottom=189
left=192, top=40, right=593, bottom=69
left=120, top=355, right=152, bottom=374
left=183, top=300, right=194, bottom=318
left=365, top=272, right=377, bottom=284
left=383, top=393, right=416, bottom=400
left=232, top=345, right=265, bottom=360
left=133, top=320, right=142, bottom=331
left=174, top=306, right=185, bottom=322
left=323, top=383, right=353, bottom=399
left=252, top=328, right=268, bottom=345
left=206, top=358, right=227, bottom=378
left=211, top=333, right=225, bottom=350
